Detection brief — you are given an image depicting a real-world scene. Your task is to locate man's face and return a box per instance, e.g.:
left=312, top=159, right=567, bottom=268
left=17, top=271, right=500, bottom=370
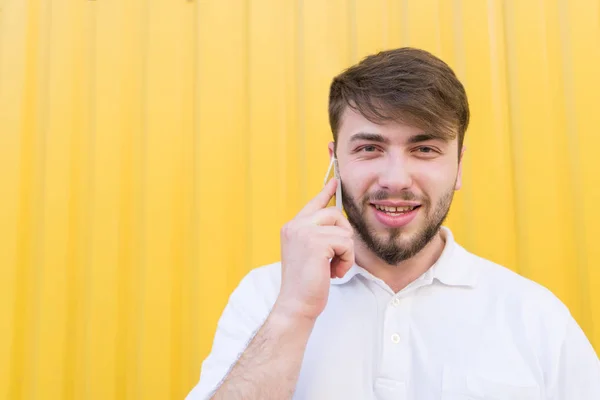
left=329, top=107, right=464, bottom=265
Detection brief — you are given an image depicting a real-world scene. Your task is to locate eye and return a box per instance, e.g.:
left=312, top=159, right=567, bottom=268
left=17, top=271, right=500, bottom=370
left=415, top=146, right=440, bottom=154
left=413, top=146, right=441, bottom=158
left=359, top=145, right=378, bottom=152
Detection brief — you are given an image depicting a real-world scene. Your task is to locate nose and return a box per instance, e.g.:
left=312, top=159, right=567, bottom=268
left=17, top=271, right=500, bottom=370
left=377, top=156, right=413, bottom=191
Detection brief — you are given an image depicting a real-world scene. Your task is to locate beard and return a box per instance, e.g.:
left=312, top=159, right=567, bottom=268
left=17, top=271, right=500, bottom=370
left=341, top=183, right=455, bottom=265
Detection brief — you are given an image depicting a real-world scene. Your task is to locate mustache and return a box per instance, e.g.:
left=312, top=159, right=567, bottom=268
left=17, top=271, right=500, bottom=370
left=368, top=190, right=422, bottom=203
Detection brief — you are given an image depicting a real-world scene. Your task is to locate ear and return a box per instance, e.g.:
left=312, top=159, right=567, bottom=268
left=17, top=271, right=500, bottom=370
left=455, top=146, right=466, bottom=191
left=328, top=141, right=335, bottom=159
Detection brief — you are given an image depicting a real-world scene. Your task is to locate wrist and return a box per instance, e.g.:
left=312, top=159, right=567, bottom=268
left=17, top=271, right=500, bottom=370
left=271, top=300, right=319, bottom=327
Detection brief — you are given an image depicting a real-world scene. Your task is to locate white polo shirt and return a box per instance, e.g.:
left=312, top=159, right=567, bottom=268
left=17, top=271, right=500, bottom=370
left=187, top=227, right=600, bottom=399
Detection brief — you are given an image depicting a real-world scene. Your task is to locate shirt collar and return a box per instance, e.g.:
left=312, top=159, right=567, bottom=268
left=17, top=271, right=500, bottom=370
left=330, top=226, right=477, bottom=288
left=424, top=227, right=478, bottom=287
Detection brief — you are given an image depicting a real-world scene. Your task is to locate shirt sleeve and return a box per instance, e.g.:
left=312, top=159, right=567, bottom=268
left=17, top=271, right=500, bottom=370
left=186, top=268, right=276, bottom=400
left=549, top=316, right=600, bottom=400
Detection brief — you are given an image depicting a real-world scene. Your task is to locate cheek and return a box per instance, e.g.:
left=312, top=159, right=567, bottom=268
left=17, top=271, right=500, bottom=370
left=342, top=163, right=378, bottom=197
left=412, top=164, right=458, bottom=196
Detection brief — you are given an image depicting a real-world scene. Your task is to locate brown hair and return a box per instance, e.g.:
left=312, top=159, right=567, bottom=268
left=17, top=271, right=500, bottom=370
left=328, top=47, right=469, bottom=153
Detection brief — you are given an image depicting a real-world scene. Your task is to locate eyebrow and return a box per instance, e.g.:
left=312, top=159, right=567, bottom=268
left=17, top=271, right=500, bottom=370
left=349, top=132, right=446, bottom=145
left=406, top=133, right=447, bottom=144
left=348, top=132, right=390, bottom=144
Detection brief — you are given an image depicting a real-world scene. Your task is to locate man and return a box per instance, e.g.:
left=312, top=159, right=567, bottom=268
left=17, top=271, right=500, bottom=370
left=187, top=48, right=600, bottom=399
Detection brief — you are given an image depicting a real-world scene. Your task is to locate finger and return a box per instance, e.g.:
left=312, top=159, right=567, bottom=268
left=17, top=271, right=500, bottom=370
left=296, top=178, right=338, bottom=218
left=309, top=225, right=353, bottom=239
left=321, top=235, right=355, bottom=276
left=331, top=256, right=354, bottom=278
left=302, top=207, right=353, bottom=231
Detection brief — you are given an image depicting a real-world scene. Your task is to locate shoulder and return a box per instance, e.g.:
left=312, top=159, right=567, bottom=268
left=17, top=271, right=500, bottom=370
left=461, top=246, right=571, bottom=336
left=228, top=261, right=282, bottom=314
left=238, top=261, right=282, bottom=295
left=455, top=246, right=600, bottom=391
left=457, top=246, right=576, bottom=365
left=208, top=262, right=282, bottom=345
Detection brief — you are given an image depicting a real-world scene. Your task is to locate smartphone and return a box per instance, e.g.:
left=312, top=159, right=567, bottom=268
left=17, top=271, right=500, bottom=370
left=323, top=156, right=343, bottom=211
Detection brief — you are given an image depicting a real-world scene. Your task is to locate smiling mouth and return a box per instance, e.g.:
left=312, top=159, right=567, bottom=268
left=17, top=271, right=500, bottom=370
left=372, top=204, right=421, bottom=216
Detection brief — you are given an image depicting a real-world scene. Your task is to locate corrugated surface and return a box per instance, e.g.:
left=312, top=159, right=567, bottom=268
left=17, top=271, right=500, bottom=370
left=0, top=0, right=598, bottom=398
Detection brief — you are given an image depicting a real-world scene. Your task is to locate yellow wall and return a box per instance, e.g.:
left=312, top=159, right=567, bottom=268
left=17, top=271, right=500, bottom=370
left=1, top=0, right=599, bottom=399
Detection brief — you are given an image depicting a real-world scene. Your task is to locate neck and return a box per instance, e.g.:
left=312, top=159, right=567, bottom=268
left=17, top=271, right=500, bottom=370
left=354, top=230, right=446, bottom=293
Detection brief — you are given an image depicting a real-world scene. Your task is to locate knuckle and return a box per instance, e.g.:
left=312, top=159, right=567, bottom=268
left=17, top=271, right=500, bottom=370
left=330, top=206, right=343, bottom=216
left=281, top=222, right=296, bottom=239
left=340, top=229, right=353, bottom=238
left=325, top=207, right=341, bottom=218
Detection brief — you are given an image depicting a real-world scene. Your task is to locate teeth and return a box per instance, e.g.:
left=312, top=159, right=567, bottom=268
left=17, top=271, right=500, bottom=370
left=375, top=204, right=416, bottom=213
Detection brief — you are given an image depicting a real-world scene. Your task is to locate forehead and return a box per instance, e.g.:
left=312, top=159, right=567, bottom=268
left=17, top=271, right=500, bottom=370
left=337, top=107, right=431, bottom=144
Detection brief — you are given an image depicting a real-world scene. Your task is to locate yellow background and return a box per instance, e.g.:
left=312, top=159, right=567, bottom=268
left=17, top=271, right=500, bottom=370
left=1, top=0, right=599, bottom=399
